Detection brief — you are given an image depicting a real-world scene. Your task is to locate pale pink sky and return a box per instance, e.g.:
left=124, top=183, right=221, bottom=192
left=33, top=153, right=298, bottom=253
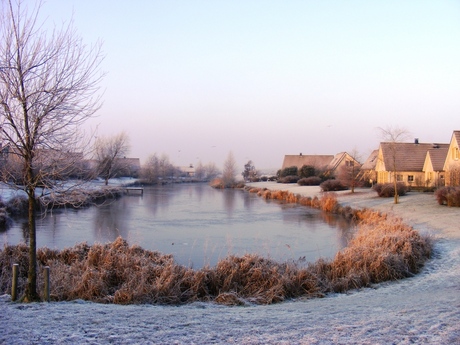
left=36, top=0, right=460, bottom=172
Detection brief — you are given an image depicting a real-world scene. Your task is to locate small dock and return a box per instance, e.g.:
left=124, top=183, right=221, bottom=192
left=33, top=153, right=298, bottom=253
left=124, top=187, right=144, bottom=196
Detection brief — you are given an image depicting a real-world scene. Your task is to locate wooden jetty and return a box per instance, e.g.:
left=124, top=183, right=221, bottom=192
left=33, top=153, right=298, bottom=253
left=124, top=187, right=144, bottom=195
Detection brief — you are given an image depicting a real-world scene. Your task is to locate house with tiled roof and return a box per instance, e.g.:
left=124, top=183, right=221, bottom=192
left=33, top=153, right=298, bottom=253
left=443, top=130, right=460, bottom=186
left=281, top=152, right=359, bottom=177
left=359, top=149, right=379, bottom=184
left=422, top=145, right=449, bottom=187
left=375, top=139, right=449, bottom=187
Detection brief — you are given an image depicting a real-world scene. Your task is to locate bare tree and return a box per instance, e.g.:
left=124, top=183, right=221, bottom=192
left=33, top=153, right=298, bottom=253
left=222, top=151, right=238, bottom=187
left=194, top=160, right=205, bottom=180
left=140, top=154, right=161, bottom=184
left=0, top=0, right=104, bottom=301
left=94, top=132, right=130, bottom=185
left=242, top=160, right=258, bottom=181
left=140, top=153, right=178, bottom=183
left=378, top=126, right=411, bottom=204
left=204, top=162, right=220, bottom=180
left=194, top=161, right=220, bottom=181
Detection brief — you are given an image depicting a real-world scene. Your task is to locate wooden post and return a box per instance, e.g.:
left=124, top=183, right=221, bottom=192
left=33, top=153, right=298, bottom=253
left=43, top=266, right=50, bottom=302
left=11, top=264, right=18, bottom=302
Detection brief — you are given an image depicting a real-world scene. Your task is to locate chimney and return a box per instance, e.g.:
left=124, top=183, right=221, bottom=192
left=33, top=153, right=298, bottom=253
left=414, top=138, right=419, bottom=145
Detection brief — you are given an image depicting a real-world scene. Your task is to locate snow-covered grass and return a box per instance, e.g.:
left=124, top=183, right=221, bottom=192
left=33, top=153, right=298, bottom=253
left=0, top=184, right=459, bottom=344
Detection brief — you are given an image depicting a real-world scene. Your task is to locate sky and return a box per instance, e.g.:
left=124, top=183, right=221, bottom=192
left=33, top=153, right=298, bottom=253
left=29, top=0, right=460, bottom=172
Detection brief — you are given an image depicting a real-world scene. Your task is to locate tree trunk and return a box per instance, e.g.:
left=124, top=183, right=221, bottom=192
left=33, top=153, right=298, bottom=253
left=393, top=177, right=399, bottom=204
left=24, top=191, right=40, bottom=302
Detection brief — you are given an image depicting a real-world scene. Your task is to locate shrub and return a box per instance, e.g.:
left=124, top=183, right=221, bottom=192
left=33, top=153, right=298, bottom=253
left=279, top=166, right=298, bottom=178
left=277, top=175, right=300, bottom=184
left=299, top=165, right=316, bottom=178
left=298, top=176, right=322, bottom=186
left=435, top=186, right=460, bottom=207
left=373, top=183, right=408, bottom=198
left=320, top=179, right=347, bottom=192
left=5, top=195, right=28, bottom=216
left=0, top=208, right=12, bottom=228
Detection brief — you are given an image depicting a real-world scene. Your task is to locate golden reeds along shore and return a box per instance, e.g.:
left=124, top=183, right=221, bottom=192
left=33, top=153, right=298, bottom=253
left=0, top=187, right=431, bottom=305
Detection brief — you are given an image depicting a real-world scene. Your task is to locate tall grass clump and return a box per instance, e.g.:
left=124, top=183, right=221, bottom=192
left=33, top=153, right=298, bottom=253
left=324, top=209, right=431, bottom=292
left=40, top=187, right=124, bottom=210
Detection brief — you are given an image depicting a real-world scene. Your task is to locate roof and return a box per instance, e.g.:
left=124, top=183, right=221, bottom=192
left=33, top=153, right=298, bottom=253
left=380, top=142, right=449, bottom=172
left=452, top=130, right=460, bottom=146
left=180, top=165, right=195, bottom=174
left=361, top=150, right=379, bottom=170
left=282, top=154, right=334, bottom=170
left=426, top=146, right=449, bottom=171
left=328, top=152, right=346, bottom=171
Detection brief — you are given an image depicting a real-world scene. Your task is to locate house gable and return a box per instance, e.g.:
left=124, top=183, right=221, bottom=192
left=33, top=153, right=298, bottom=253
left=361, top=150, right=379, bottom=171
left=443, top=130, right=460, bottom=171
left=443, top=130, right=460, bottom=186
left=423, top=148, right=448, bottom=187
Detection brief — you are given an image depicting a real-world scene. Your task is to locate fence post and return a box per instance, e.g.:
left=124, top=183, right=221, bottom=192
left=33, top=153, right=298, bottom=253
left=44, top=266, right=50, bottom=302
left=12, top=264, right=18, bottom=302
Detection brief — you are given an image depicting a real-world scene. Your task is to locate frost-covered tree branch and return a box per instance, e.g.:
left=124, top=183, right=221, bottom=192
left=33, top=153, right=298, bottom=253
left=0, top=0, right=105, bottom=301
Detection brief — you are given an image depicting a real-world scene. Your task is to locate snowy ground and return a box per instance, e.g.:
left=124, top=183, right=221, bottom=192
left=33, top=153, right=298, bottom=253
left=1, top=183, right=459, bottom=344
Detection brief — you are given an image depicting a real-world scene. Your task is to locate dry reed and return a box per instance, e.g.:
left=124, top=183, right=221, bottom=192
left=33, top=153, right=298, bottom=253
left=0, top=190, right=432, bottom=305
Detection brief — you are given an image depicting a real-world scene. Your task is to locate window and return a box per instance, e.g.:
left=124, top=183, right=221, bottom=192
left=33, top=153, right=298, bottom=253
left=396, top=174, right=403, bottom=182
left=455, top=147, right=459, bottom=160
left=408, top=175, right=414, bottom=182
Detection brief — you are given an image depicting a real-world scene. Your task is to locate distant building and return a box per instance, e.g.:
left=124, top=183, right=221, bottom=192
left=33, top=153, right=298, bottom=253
left=375, top=140, right=449, bottom=187
left=179, top=164, right=195, bottom=177
left=359, top=150, right=379, bottom=184
left=116, top=157, right=141, bottom=177
left=281, top=152, right=360, bottom=176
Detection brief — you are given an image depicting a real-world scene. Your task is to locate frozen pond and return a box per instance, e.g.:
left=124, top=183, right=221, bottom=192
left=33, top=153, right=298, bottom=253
left=0, top=183, right=354, bottom=268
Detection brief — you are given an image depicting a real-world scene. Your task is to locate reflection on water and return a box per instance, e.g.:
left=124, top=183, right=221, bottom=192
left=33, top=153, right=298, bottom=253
left=1, top=184, right=355, bottom=268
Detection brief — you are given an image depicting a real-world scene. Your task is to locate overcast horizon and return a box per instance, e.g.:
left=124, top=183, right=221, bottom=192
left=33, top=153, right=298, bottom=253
left=35, top=0, right=460, bottom=171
